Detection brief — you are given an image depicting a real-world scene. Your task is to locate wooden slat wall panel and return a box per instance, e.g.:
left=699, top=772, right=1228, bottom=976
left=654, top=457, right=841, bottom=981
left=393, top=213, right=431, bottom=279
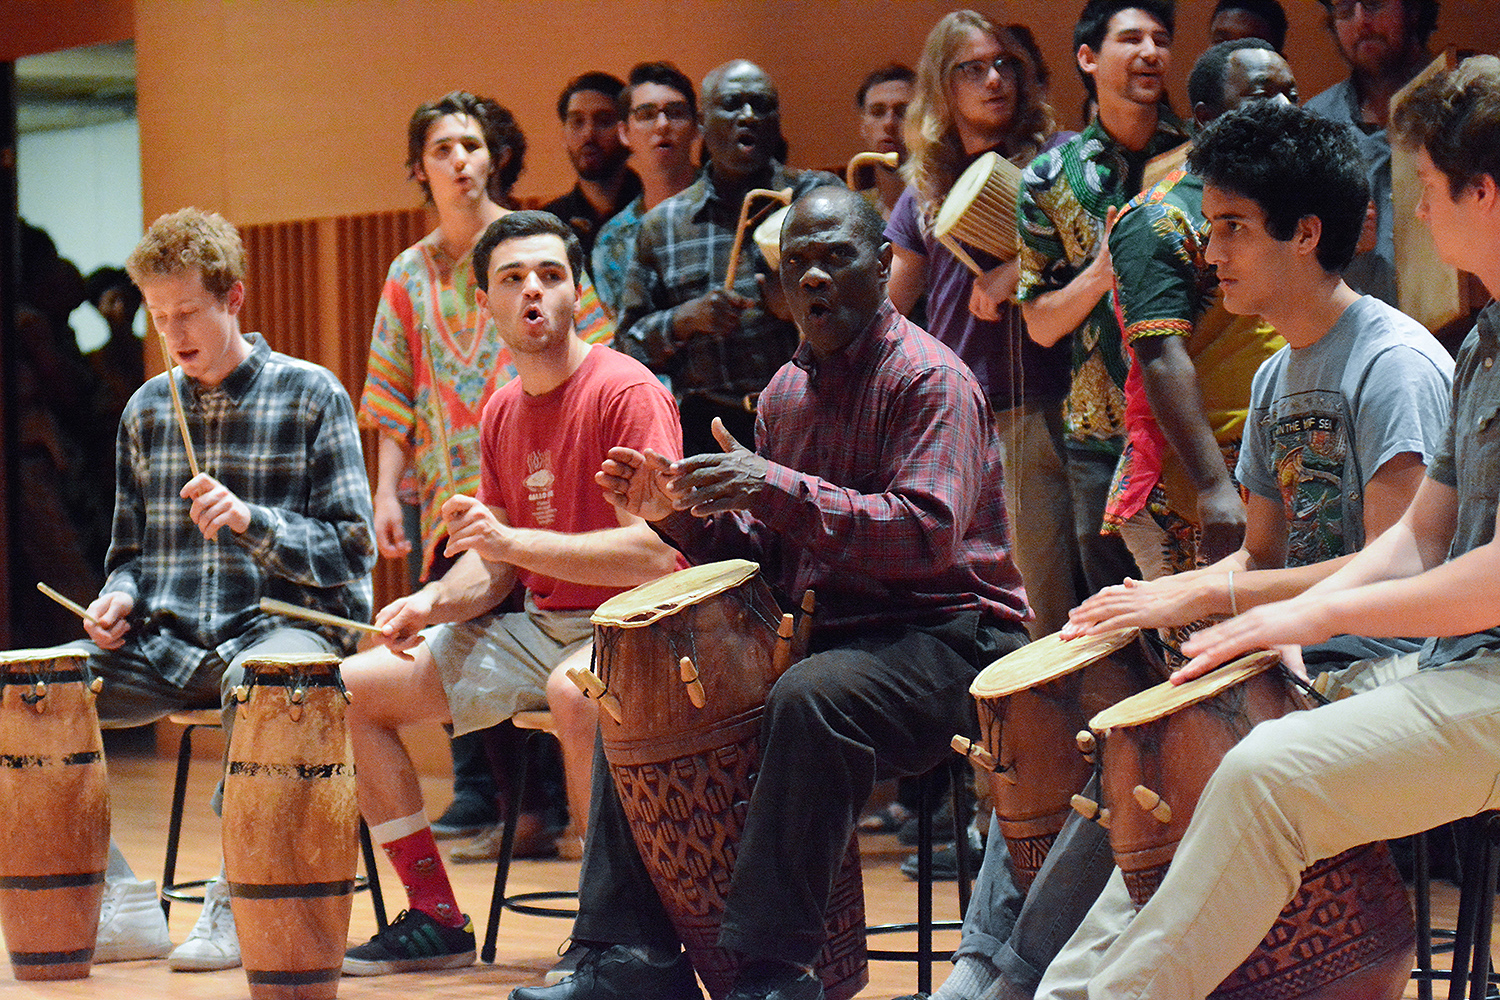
left=238, top=208, right=429, bottom=613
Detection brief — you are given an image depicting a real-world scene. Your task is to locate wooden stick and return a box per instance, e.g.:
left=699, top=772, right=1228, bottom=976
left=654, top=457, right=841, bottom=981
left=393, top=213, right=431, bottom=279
left=723, top=187, right=793, bottom=292
left=845, top=150, right=899, bottom=188
left=36, top=582, right=101, bottom=626
left=157, top=335, right=202, bottom=478
left=258, top=597, right=384, bottom=635
left=793, top=589, right=816, bottom=662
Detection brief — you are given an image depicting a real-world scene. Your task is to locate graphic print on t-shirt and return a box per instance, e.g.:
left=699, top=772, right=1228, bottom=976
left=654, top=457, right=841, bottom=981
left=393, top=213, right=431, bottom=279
left=1272, top=389, right=1348, bottom=566
left=525, top=450, right=557, bottom=526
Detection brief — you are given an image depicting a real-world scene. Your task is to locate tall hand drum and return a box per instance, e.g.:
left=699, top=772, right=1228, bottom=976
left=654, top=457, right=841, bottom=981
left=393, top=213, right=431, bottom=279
left=223, top=653, right=356, bottom=1000
left=587, top=560, right=867, bottom=1000
left=954, top=628, right=1160, bottom=891
left=1086, top=653, right=1415, bottom=1000
left=0, top=649, right=109, bottom=980
left=934, top=151, right=1024, bottom=274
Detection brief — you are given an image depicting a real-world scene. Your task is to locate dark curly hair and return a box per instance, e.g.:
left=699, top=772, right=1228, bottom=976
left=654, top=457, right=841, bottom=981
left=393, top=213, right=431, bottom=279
left=406, top=91, right=528, bottom=207
left=1188, top=100, right=1369, bottom=272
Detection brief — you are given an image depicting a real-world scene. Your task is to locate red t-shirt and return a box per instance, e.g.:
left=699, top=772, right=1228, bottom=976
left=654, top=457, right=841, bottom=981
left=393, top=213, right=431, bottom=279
left=479, top=344, right=682, bottom=611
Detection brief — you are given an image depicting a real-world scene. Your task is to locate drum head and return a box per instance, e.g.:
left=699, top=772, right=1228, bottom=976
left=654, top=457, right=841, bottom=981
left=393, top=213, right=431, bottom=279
left=239, top=652, right=341, bottom=672
left=592, top=559, right=760, bottom=629
left=0, top=648, right=87, bottom=671
left=1089, top=649, right=1281, bottom=734
left=934, top=152, right=999, bottom=239
left=971, top=626, right=1139, bottom=699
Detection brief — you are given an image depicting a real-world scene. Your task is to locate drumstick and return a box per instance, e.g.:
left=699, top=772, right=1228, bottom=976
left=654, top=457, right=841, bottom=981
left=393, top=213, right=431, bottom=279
left=258, top=597, right=384, bottom=635
left=845, top=150, right=899, bottom=188
left=723, top=187, right=793, bottom=292
left=157, top=335, right=202, bottom=478
left=36, top=582, right=101, bottom=626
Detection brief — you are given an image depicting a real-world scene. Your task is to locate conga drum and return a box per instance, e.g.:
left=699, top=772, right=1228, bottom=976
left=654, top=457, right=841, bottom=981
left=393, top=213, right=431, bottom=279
left=586, top=560, right=867, bottom=1000
left=1086, top=652, right=1416, bottom=1000
left=954, top=628, right=1161, bottom=891
left=0, top=649, right=108, bottom=980
left=223, top=652, right=357, bottom=1000
left=934, top=150, right=1025, bottom=275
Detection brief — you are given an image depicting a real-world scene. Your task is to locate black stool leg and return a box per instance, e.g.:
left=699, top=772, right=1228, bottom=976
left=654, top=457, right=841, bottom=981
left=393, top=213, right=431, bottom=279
left=1467, top=815, right=1500, bottom=1000
left=359, top=820, right=387, bottom=931
left=917, top=769, right=934, bottom=995
left=482, top=731, right=532, bottom=964
left=950, top=756, right=973, bottom=918
left=161, top=723, right=197, bottom=919
left=1417, top=829, right=1435, bottom=1000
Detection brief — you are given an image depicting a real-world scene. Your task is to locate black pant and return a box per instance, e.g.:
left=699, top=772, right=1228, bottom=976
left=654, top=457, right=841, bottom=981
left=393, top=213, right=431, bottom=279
left=573, top=613, right=1026, bottom=966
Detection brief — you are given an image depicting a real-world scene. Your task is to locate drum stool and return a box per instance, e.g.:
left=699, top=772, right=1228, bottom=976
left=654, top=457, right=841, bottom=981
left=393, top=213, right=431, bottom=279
left=159, top=708, right=387, bottom=929
left=1412, top=812, right=1500, bottom=1000
left=480, top=710, right=580, bottom=964
left=867, top=755, right=974, bottom=994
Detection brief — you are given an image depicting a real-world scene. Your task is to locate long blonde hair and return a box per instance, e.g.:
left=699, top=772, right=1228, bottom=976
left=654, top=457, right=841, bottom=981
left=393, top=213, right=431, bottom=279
left=905, top=11, right=1057, bottom=219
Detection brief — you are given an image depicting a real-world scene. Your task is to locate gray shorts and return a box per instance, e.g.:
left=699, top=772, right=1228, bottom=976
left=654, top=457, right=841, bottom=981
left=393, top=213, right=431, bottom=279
left=424, top=593, right=594, bottom=736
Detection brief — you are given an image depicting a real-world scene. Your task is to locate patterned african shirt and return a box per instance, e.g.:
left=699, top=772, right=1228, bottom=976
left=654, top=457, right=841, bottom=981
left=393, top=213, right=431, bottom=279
left=1016, top=111, right=1191, bottom=455
left=359, top=229, right=615, bottom=578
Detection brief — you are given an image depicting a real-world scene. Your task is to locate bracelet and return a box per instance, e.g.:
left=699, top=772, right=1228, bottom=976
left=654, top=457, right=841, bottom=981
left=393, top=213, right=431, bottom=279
left=1227, top=570, right=1239, bottom=617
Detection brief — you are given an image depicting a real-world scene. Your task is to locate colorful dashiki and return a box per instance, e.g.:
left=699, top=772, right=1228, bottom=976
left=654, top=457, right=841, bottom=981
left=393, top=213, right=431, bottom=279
left=359, top=228, right=615, bottom=578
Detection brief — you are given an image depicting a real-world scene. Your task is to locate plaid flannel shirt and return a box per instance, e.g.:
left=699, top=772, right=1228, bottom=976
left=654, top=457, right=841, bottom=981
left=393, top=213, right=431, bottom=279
left=104, top=333, right=375, bottom=685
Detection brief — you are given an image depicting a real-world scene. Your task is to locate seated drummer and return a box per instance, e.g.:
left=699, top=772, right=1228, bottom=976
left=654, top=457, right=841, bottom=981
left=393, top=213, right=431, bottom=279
left=1031, top=96, right=1453, bottom=1000
left=78, top=208, right=377, bottom=970
left=1082, top=57, right=1500, bottom=999
left=523, top=184, right=1030, bottom=1000
left=338, top=210, right=682, bottom=976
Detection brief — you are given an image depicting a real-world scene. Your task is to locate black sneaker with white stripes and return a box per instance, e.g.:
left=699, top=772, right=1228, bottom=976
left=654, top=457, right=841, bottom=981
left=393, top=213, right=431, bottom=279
left=342, top=909, right=476, bottom=976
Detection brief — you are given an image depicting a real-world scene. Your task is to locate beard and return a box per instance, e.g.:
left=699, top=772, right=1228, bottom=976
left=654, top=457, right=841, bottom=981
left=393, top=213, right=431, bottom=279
left=573, top=143, right=631, bottom=183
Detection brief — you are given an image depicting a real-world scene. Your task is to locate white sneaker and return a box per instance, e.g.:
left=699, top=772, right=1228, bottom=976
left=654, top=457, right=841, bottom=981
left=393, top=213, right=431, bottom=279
left=94, top=878, right=172, bottom=962
left=168, top=878, right=241, bottom=971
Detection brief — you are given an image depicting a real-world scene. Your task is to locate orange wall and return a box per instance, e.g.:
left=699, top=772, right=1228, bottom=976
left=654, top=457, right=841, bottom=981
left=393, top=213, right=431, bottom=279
left=0, top=0, right=133, bottom=62
left=132, top=1, right=1497, bottom=228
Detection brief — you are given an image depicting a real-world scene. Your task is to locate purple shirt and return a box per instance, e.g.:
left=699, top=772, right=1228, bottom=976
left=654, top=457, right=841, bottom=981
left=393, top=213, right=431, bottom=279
left=660, top=301, right=1029, bottom=631
left=885, top=143, right=1073, bottom=411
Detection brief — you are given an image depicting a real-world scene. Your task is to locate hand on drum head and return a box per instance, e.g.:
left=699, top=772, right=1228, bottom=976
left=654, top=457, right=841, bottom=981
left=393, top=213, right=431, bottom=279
left=1062, top=572, right=1219, bottom=640
left=84, top=592, right=134, bottom=650
left=666, top=418, right=769, bottom=516
left=181, top=473, right=251, bottom=540
left=1177, top=598, right=1320, bottom=684
left=597, top=446, right=679, bottom=522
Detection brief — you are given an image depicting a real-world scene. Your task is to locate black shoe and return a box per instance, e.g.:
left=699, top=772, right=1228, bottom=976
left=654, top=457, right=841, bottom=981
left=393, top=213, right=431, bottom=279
left=342, top=909, right=476, bottom=975
left=510, top=944, right=703, bottom=1000
left=432, top=792, right=500, bottom=839
left=901, top=830, right=982, bottom=882
left=889, top=995, right=929, bottom=1000
left=726, top=960, right=824, bottom=1000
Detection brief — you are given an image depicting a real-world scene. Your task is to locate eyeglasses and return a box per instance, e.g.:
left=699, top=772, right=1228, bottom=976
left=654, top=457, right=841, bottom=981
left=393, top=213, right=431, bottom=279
left=1329, top=0, right=1390, bottom=19
left=629, top=101, right=695, bottom=125
left=951, top=55, right=1022, bottom=85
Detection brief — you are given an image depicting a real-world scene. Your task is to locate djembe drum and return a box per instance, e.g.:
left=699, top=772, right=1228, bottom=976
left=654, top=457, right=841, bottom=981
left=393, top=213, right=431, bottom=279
left=582, top=560, right=867, bottom=1000
left=953, top=628, right=1161, bottom=891
left=934, top=151, right=1024, bottom=275
left=0, top=649, right=108, bottom=981
left=223, top=652, right=357, bottom=1000
left=1085, top=652, right=1415, bottom=1000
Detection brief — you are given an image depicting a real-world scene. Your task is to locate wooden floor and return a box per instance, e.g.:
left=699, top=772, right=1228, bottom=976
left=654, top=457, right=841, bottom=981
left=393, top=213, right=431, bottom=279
left=0, top=741, right=1487, bottom=999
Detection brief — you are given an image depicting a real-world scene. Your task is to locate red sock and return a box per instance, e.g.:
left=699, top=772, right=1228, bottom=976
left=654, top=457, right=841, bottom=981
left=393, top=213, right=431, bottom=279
left=381, top=827, right=465, bottom=927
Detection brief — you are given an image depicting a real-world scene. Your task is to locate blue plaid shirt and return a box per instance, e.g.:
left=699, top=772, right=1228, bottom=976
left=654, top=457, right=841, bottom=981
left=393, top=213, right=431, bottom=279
left=104, top=333, right=375, bottom=686
left=618, top=163, right=841, bottom=399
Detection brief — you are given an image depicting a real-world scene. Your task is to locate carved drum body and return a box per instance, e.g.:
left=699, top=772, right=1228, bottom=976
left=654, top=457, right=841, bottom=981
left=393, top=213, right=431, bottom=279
left=959, top=628, right=1158, bottom=891
left=222, top=653, right=357, bottom=1000
left=1088, top=653, right=1416, bottom=1000
left=0, top=649, right=109, bottom=980
left=589, top=560, right=867, bottom=1000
